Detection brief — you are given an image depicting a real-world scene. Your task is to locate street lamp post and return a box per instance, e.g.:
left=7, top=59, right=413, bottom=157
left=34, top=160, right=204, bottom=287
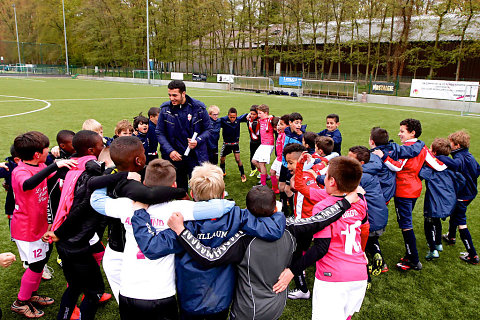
left=62, top=0, right=70, bottom=74
left=146, top=0, right=150, bottom=84
left=12, top=3, right=22, bottom=70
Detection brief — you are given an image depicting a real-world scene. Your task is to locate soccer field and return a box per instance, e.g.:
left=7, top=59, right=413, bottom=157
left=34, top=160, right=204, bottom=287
left=0, top=76, right=479, bottom=319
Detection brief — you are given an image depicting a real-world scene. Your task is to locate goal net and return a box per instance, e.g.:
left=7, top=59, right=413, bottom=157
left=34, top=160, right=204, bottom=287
left=232, top=76, right=274, bottom=92
left=461, top=84, right=480, bottom=117
left=133, top=69, right=160, bottom=80
left=301, top=79, right=357, bottom=101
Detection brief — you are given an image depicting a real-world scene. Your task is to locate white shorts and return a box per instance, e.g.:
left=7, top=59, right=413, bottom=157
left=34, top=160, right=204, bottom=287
left=14, top=238, right=50, bottom=264
left=312, top=278, right=367, bottom=320
left=270, top=159, right=282, bottom=175
left=103, top=244, right=124, bottom=303
left=252, top=145, right=274, bottom=164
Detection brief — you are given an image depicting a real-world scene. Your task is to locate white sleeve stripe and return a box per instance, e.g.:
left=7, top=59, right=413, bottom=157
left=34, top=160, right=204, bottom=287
left=384, top=158, right=406, bottom=172
left=425, top=150, right=447, bottom=171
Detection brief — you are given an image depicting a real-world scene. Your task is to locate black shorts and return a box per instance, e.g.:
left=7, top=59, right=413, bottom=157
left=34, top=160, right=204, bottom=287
left=220, top=143, right=240, bottom=157
left=279, top=165, right=292, bottom=183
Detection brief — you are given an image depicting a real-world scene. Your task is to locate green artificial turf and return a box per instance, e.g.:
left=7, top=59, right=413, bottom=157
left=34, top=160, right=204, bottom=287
left=0, top=76, right=479, bottom=319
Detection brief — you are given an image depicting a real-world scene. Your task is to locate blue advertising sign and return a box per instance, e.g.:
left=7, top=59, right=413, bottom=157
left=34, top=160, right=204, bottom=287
left=279, top=77, right=302, bottom=86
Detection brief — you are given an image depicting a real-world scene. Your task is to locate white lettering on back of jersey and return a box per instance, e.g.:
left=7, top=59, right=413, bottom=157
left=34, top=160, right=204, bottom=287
left=341, top=220, right=361, bottom=255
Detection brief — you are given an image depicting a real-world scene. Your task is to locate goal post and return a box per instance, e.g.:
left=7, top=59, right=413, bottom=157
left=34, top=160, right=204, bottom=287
left=461, top=84, right=480, bottom=117
left=232, top=76, right=274, bottom=92
left=301, top=79, right=357, bottom=101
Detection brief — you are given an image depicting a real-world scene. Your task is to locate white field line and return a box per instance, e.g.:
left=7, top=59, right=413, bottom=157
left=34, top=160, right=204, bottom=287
left=0, top=77, right=46, bottom=82
left=0, top=95, right=51, bottom=118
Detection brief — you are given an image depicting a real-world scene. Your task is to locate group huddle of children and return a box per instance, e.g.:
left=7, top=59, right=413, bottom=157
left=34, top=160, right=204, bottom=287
left=0, top=102, right=479, bottom=320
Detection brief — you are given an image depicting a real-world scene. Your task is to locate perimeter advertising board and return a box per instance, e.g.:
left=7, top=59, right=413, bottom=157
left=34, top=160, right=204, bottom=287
left=410, top=79, right=479, bottom=102
left=217, top=74, right=235, bottom=83
left=279, top=77, right=302, bottom=86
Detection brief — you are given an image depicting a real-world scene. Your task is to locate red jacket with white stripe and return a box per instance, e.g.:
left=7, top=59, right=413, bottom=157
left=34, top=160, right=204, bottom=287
left=383, top=139, right=446, bottom=198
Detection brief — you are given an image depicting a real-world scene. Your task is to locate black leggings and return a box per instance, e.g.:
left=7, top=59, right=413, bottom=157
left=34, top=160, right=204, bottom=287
left=249, top=140, right=261, bottom=170
left=56, top=249, right=104, bottom=320
left=180, top=309, right=229, bottom=320
left=119, top=294, right=178, bottom=320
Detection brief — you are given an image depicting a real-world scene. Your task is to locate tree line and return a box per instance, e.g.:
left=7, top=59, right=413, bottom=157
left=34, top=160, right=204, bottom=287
left=0, top=0, right=479, bottom=81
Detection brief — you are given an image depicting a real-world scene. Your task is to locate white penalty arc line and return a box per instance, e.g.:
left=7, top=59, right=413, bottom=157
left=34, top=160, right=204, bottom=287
left=0, top=95, right=51, bottom=118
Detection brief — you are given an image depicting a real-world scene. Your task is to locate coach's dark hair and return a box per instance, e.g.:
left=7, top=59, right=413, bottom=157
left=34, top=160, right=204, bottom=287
left=283, top=143, right=307, bottom=157
left=56, top=130, right=75, bottom=145
left=289, top=112, right=303, bottom=122
left=168, top=80, right=186, bottom=93
left=249, top=105, right=258, bottom=112
left=133, top=113, right=149, bottom=130
left=303, top=132, right=318, bottom=149
left=400, top=118, right=422, bottom=138
left=326, top=113, right=340, bottom=123
left=349, top=145, right=370, bottom=163
left=315, top=136, right=334, bottom=155
left=370, top=127, right=389, bottom=146
left=148, top=107, right=160, bottom=118
left=228, top=107, right=237, bottom=114
left=73, top=130, right=102, bottom=157
left=110, top=136, right=144, bottom=171
left=246, top=186, right=276, bottom=217
left=14, top=131, right=50, bottom=161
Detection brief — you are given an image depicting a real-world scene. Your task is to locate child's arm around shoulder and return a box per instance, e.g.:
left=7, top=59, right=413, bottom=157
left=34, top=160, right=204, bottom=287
left=22, top=159, right=77, bottom=191
left=236, top=207, right=286, bottom=241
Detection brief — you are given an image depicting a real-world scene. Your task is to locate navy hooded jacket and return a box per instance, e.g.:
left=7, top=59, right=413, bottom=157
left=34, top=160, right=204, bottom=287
left=156, top=95, right=211, bottom=163
left=361, top=155, right=389, bottom=232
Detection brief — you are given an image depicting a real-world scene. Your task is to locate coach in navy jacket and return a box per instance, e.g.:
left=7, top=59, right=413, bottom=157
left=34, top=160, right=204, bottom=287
left=156, top=80, right=211, bottom=190
left=132, top=206, right=285, bottom=318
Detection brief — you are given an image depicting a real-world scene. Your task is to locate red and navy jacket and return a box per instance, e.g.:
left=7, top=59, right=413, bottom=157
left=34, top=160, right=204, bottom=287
left=246, top=118, right=260, bottom=142
left=436, top=148, right=480, bottom=201
left=382, top=139, right=446, bottom=198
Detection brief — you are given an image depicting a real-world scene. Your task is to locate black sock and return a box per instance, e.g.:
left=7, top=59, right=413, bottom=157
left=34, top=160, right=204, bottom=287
left=293, top=273, right=308, bottom=293
left=238, top=165, right=245, bottom=176
left=402, top=229, right=419, bottom=264
left=424, top=217, right=436, bottom=251
left=434, top=218, right=442, bottom=245
left=448, top=222, right=457, bottom=239
left=288, top=195, right=295, bottom=217
left=220, top=163, right=226, bottom=174
left=366, top=236, right=381, bottom=257
left=459, top=228, right=477, bottom=257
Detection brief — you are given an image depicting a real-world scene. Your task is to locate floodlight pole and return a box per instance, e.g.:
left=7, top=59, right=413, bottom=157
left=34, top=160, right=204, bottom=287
left=62, top=0, right=70, bottom=75
left=13, top=3, right=21, bottom=68
left=146, top=0, right=151, bottom=84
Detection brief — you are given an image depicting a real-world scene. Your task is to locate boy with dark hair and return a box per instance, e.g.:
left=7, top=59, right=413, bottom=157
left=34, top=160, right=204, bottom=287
left=252, top=104, right=275, bottom=186
left=373, top=118, right=447, bottom=271
left=246, top=105, right=261, bottom=177
left=90, top=159, right=235, bottom=319
left=270, top=114, right=289, bottom=194
left=315, top=136, right=335, bottom=158
left=317, top=113, right=342, bottom=155
left=303, top=132, right=318, bottom=155
left=436, top=130, right=480, bottom=264
left=280, top=112, right=305, bottom=215
left=11, top=131, right=77, bottom=318
left=133, top=113, right=150, bottom=157
left=42, top=130, right=106, bottom=320
left=348, top=146, right=388, bottom=276
left=132, top=162, right=285, bottom=320
left=146, top=107, right=160, bottom=163
left=207, top=105, right=221, bottom=165
left=219, top=107, right=248, bottom=182
left=419, top=138, right=465, bottom=261
left=56, top=130, right=76, bottom=158
left=168, top=185, right=358, bottom=320
left=275, top=156, right=369, bottom=320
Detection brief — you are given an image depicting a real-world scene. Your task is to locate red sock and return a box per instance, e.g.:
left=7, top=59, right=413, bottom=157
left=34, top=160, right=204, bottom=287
left=271, top=175, right=278, bottom=190
left=92, top=251, right=105, bottom=266
left=260, top=174, right=267, bottom=186
left=18, top=268, right=42, bottom=301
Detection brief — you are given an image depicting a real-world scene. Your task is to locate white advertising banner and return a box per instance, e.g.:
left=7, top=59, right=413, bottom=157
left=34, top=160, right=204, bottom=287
left=171, top=72, right=184, bottom=80
left=217, top=74, right=235, bottom=83
left=410, top=79, right=479, bottom=102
